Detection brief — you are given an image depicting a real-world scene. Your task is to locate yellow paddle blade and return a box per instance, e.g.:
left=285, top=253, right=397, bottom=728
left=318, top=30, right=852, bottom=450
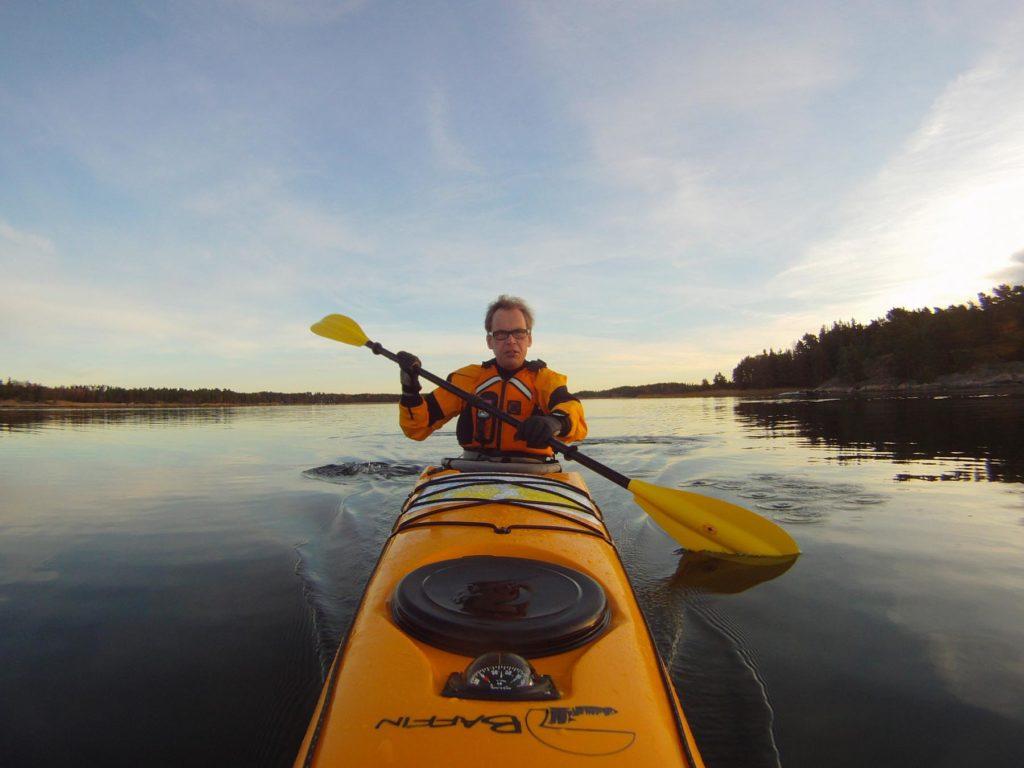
left=310, top=314, right=369, bottom=347
left=629, top=479, right=800, bottom=556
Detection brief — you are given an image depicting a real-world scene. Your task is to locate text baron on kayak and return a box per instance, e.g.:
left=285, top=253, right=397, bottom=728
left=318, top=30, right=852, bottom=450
left=374, top=707, right=636, bottom=757
left=396, top=295, right=588, bottom=459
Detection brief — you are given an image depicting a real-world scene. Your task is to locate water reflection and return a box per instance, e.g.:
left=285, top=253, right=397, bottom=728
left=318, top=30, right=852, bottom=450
left=670, top=551, right=798, bottom=594
left=0, top=407, right=241, bottom=432
left=734, top=395, right=1024, bottom=482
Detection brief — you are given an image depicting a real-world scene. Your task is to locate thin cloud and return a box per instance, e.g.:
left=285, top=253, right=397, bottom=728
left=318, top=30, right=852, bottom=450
left=3, top=274, right=260, bottom=356
left=1, top=221, right=316, bottom=359
left=771, top=34, right=1024, bottom=319
left=264, top=202, right=373, bottom=254
left=425, top=84, right=482, bottom=174
left=520, top=1, right=859, bottom=259
left=182, top=171, right=375, bottom=255
left=988, top=248, right=1024, bottom=285
left=0, top=220, right=56, bottom=257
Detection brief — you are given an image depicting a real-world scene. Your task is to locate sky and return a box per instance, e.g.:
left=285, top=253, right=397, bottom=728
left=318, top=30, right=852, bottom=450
left=2, top=0, right=1023, bottom=393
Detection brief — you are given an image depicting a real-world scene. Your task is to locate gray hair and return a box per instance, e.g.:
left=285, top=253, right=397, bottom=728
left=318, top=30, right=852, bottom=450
left=484, top=295, right=535, bottom=332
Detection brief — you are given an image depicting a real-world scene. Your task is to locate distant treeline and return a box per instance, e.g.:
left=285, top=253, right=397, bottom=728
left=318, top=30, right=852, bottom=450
left=732, top=284, right=1024, bottom=389
left=0, top=380, right=398, bottom=405
left=577, top=373, right=730, bottom=398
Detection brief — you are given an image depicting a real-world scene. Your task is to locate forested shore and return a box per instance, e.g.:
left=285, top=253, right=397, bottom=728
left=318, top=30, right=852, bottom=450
left=0, top=381, right=398, bottom=407
left=574, top=284, right=1024, bottom=397
left=5, top=284, right=1021, bottom=406
left=731, top=283, right=1023, bottom=390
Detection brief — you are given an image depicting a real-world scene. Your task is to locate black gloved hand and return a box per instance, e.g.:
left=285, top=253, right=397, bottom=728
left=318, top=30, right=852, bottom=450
left=515, top=414, right=562, bottom=448
left=396, top=351, right=422, bottom=394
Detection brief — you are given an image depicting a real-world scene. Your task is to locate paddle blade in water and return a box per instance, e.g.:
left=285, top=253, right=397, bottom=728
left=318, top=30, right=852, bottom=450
left=672, top=551, right=799, bottom=594
left=311, top=314, right=369, bottom=347
left=628, top=479, right=800, bottom=556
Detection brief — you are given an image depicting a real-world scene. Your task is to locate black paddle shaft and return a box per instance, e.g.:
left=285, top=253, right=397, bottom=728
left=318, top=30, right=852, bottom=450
left=367, top=340, right=630, bottom=489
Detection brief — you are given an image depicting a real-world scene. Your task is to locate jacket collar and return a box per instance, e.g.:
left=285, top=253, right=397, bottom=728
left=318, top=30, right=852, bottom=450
left=482, top=358, right=548, bottom=377
left=482, top=358, right=522, bottom=379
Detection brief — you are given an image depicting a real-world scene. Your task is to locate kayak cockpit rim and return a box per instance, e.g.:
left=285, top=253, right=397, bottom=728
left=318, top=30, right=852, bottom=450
left=395, top=470, right=608, bottom=538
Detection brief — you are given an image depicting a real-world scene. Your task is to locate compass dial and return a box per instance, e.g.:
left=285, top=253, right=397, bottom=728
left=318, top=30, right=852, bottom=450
left=464, top=652, right=535, bottom=692
left=468, top=663, right=532, bottom=691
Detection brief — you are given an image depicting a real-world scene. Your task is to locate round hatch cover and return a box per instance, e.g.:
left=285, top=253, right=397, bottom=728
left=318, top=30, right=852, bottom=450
left=391, top=555, right=609, bottom=657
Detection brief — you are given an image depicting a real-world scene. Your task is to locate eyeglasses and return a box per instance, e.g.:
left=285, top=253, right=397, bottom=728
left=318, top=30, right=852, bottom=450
left=488, top=328, right=530, bottom=342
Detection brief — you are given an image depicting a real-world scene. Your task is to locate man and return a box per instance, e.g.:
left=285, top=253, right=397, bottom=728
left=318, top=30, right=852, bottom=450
left=396, top=295, right=587, bottom=459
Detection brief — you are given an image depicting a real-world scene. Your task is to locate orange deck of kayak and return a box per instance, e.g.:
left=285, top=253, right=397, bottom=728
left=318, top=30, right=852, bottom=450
left=294, top=469, right=705, bottom=767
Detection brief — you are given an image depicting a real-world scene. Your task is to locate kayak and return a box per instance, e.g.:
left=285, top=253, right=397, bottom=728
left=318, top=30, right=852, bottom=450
left=293, top=462, right=706, bottom=767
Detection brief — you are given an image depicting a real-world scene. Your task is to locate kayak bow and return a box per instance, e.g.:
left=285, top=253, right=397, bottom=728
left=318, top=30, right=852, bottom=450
left=294, top=465, right=706, bottom=767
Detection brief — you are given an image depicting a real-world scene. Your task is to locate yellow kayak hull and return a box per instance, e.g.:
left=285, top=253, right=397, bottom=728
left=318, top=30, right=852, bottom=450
left=294, top=468, right=705, bottom=767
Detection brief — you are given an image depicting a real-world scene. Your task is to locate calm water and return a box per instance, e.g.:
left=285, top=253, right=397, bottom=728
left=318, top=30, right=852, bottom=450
left=1, top=397, right=1022, bottom=767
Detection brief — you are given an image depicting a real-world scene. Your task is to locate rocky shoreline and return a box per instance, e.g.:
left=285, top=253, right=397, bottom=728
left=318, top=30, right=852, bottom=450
left=808, top=362, right=1024, bottom=396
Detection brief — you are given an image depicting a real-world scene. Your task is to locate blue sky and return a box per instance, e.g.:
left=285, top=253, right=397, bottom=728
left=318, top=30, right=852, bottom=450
left=3, top=1, right=1023, bottom=393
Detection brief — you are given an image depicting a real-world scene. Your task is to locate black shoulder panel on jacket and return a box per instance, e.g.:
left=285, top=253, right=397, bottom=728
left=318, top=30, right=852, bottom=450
left=524, top=359, right=547, bottom=371
left=481, top=358, right=497, bottom=369
left=425, top=392, right=445, bottom=426
left=547, top=385, right=580, bottom=410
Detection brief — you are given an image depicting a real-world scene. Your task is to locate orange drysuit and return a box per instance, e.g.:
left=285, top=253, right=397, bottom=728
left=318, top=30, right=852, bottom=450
left=399, top=359, right=587, bottom=458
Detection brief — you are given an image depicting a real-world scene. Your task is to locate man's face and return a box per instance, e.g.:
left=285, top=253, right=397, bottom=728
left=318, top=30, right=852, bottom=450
left=486, top=308, right=532, bottom=370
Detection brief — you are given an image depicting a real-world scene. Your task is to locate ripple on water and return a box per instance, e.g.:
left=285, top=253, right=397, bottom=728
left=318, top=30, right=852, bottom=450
left=737, top=490, right=775, bottom=500
left=302, top=461, right=423, bottom=483
left=684, top=473, right=888, bottom=526
left=294, top=476, right=408, bottom=671
left=654, top=596, right=783, bottom=768
left=688, top=479, right=744, bottom=491
left=751, top=498, right=829, bottom=525
left=583, top=435, right=704, bottom=448
left=833, top=494, right=887, bottom=510
left=754, top=499, right=806, bottom=512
